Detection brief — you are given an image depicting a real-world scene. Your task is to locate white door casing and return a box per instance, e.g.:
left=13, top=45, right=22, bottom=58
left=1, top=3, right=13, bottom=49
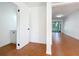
left=46, top=2, right=52, bottom=55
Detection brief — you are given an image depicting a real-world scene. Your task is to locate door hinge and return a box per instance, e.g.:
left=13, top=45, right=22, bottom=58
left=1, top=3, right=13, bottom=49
left=28, top=28, right=30, bottom=30
left=18, top=43, right=20, bottom=46
left=18, top=9, right=20, bottom=12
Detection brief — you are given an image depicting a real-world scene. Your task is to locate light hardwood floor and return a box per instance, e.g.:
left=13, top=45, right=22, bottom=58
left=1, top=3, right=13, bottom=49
left=0, top=43, right=46, bottom=56
left=0, top=33, right=79, bottom=56
left=52, top=32, right=79, bottom=56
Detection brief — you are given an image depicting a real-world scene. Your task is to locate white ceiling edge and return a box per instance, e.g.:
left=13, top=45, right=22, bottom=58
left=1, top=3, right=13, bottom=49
left=52, top=2, right=73, bottom=6
left=24, top=2, right=46, bottom=7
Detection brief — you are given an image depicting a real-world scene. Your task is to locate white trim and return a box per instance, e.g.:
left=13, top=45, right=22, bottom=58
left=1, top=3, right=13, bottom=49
left=52, top=2, right=73, bottom=6
left=46, top=2, right=52, bottom=55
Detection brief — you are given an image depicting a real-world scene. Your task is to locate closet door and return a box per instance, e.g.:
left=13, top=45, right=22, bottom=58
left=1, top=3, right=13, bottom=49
left=16, top=3, right=30, bottom=49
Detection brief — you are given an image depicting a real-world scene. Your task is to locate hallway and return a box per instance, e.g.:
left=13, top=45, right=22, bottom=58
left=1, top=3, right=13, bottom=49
left=52, top=32, right=79, bottom=56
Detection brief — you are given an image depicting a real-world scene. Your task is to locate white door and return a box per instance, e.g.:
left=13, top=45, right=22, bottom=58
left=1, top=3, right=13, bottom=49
left=16, top=5, right=30, bottom=49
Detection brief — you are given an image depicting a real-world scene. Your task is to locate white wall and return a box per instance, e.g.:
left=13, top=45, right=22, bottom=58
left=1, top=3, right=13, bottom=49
left=10, top=30, right=16, bottom=44
left=64, top=11, right=79, bottom=40
left=29, top=4, right=46, bottom=44
left=0, top=2, right=17, bottom=47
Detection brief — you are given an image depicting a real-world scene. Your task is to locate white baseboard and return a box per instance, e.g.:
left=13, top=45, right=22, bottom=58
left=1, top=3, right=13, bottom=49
left=30, top=41, right=46, bottom=44
left=64, top=32, right=79, bottom=40
left=0, top=42, right=10, bottom=47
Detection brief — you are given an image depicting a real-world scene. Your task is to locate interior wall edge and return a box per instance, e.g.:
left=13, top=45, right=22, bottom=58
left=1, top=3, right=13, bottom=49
left=0, top=41, right=10, bottom=48
left=30, top=41, right=46, bottom=44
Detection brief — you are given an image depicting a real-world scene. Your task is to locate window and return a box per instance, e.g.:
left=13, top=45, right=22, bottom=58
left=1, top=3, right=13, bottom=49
left=52, top=21, right=61, bottom=32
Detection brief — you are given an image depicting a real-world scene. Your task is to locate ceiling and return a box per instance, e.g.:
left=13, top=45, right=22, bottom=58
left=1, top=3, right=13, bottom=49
left=24, top=2, right=46, bottom=7
left=52, top=2, right=79, bottom=19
